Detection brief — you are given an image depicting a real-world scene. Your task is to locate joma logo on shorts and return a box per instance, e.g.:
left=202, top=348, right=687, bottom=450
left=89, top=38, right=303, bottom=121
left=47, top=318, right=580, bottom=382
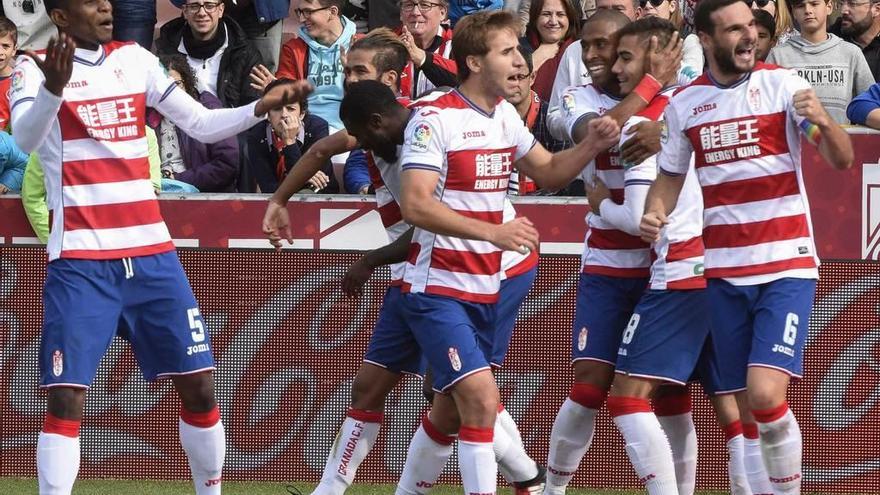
left=772, top=344, right=795, bottom=357
left=186, top=343, right=210, bottom=356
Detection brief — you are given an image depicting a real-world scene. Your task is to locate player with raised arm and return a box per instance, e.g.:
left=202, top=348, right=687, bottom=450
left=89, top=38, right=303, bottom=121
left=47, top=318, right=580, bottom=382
left=640, top=1, right=853, bottom=494
left=541, top=10, right=685, bottom=495
left=395, top=10, right=618, bottom=495
left=10, top=1, right=309, bottom=494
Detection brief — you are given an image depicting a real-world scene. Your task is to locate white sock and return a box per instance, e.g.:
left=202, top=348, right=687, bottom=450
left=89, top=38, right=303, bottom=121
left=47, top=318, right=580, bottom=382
left=395, top=415, right=455, bottom=495
left=743, top=423, right=773, bottom=495
left=656, top=413, right=697, bottom=495
left=495, top=407, right=539, bottom=483
left=544, top=383, right=604, bottom=495
left=754, top=404, right=802, bottom=495
left=313, top=409, right=383, bottom=495
left=459, top=426, right=497, bottom=495
left=179, top=407, right=225, bottom=495
left=723, top=421, right=751, bottom=495
left=608, top=397, right=678, bottom=495
left=37, top=415, right=81, bottom=495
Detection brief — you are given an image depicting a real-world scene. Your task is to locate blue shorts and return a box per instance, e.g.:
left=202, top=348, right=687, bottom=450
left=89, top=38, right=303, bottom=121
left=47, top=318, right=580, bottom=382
left=400, top=293, right=496, bottom=393
left=490, top=267, right=537, bottom=367
left=572, top=274, right=648, bottom=365
left=41, top=251, right=215, bottom=388
left=705, top=277, right=816, bottom=394
left=363, top=286, right=424, bottom=376
left=615, top=289, right=710, bottom=385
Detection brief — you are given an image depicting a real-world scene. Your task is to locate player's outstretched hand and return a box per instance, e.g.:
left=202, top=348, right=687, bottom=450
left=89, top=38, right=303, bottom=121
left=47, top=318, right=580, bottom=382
left=26, top=34, right=76, bottom=96
left=620, top=121, right=663, bottom=165
left=588, top=116, right=620, bottom=150
left=640, top=211, right=668, bottom=243
left=793, top=89, right=832, bottom=128
left=262, top=199, right=293, bottom=251
left=585, top=177, right=611, bottom=215
left=255, top=79, right=313, bottom=117
left=489, top=217, right=539, bottom=254
left=249, top=64, right=276, bottom=93
left=342, top=256, right=374, bottom=298
left=645, top=32, right=682, bottom=86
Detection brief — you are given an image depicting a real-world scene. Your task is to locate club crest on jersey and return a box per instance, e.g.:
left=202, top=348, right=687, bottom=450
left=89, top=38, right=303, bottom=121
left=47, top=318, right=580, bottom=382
left=577, top=327, right=588, bottom=351
left=562, top=93, right=576, bottom=115
left=748, top=87, right=761, bottom=112
left=448, top=347, right=462, bottom=371
left=10, top=69, right=23, bottom=95
left=52, top=350, right=63, bottom=377
left=660, top=122, right=669, bottom=144
left=410, top=123, right=432, bottom=152
left=114, top=68, right=127, bottom=85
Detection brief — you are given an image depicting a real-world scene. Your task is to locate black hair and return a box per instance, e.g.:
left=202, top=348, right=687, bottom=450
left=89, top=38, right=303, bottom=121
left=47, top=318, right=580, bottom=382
left=0, top=17, right=18, bottom=45
left=518, top=39, right=535, bottom=74
left=695, top=0, right=746, bottom=34
left=583, top=8, right=632, bottom=32
left=159, top=54, right=199, bottom=99
left=614, top=15, right=677, bottom=47
left=349, top=28, right=409, bottom=89
left=265, top=78, right=310, bottom=114
left=339, top=80, right=399, bottom=129
left=753, top=8, right=776, bottom=36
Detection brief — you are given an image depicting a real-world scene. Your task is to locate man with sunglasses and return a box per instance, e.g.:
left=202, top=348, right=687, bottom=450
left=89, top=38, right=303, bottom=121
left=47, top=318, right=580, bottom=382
left=156, top=0, right=264, bottom=108
left=831, top=0, right=880, bottom=81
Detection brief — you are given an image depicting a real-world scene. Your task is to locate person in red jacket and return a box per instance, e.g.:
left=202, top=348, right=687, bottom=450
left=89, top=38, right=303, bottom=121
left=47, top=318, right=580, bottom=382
left=396, top=0, right=458, bottom=97
left=522, top=0, right=580, bottom=100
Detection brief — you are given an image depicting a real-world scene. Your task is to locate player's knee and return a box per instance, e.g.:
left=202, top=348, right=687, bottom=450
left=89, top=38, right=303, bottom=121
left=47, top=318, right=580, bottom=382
left=46, top=387, right=86, bottom=420
left=746, top=386, right=784, bottom=412
left=573, top=361, right=615, bottom=391
left=350, top=377, right=388, bottom=411
left=174, top=372, right=216, bottom=412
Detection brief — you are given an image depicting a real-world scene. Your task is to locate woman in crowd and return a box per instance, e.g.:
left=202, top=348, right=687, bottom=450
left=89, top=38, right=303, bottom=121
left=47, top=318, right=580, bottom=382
left=149, top=55, right=241, bottom=192
left=639, top=0, right=704, bottom=82
left=397, top=0, right=458, bottom=98
left=245, top=78, right=334, bottom=193
left=523, top=0, right=581, bottom=101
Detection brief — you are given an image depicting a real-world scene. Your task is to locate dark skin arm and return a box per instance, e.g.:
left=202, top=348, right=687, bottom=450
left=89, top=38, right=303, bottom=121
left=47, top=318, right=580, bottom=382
left=342, top=227, right=414, bottom=298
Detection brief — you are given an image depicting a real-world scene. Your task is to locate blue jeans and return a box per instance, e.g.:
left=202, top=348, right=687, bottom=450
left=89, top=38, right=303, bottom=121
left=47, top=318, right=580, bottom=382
left=111, top=0, right=157, bottom=49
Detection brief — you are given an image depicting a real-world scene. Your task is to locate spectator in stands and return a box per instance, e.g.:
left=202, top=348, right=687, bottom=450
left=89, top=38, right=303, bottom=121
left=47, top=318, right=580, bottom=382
left=517, top=0, right=589, bottom=33
left=831, top=0, right=880, bottom=81
left=156, top=0, right=263, bottom=107
left=448, top=0, right=503, bottom=25
left=547, top=0, right=638, bottom=141
left=244, top=78, right=334, bottom=193
left=111, top=0, right=156, bottom=48
left=343, top=149, right=371, bottom=193
left=755, top=8, right=778, bottom=61
left=523, top=0, right=580, bottom=100
left=508, top=42, right=567, bottom=194
left=397, top=0, right=458, bottom=98
left=0, top=130, right=25, bottom=193
left=767, top=0, right=873, bottom=123
left=638, top=0, right=703, bottom=81
left=0, top=0, right=52, bottom=50
left=847, top=80, right=880, bottom=125
left=147, top=55, right=241, bottom=192
left=170, top=0, right=291, bottom=73
left=369, top=0, right=403, bottom=31
left=0, top=17, right=16, bottom=130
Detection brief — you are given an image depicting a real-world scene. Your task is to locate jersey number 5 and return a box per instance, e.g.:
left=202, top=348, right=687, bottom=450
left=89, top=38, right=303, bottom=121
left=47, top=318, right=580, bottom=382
left=188, top=308, right=206, bottom=343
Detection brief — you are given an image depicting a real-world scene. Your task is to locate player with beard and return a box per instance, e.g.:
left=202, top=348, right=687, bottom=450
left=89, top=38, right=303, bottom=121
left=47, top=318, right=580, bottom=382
left=9, top=0, right=309, bottom=494
left=394, top=11, right=618, bottom=494
left=641, top=1, right=853, bottom=494
left=830, top=0, right=880, bottom=81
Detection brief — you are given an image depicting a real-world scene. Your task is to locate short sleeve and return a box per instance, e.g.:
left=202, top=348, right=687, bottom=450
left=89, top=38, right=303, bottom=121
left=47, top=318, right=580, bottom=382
left=620, top=116, right=658, bottom=185
left=502, top=101, right=536, bottom=160
left=138, top=46, right=179, bottom=108
left=656, top=99, right=693, bottom=176
left=561, top=85, right=601, bottom=141
left=8, top=55, right=45, bottom=111
left=400, top=108, right=446, bottom=173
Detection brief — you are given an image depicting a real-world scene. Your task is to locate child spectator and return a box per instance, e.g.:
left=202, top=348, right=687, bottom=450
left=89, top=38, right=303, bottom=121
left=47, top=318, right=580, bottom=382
left=0, top=129, right=25, bottom=193
left=767, top=0, right=874, bottom=123
left=755, top=8, right=778, bottom=61
left=523, top=0, right=580, bottom=101
left=397, top=0, right=458, bottom=98
left=0, top=17, right=16, bottom=130
left=147, top=55, right=241, bottom=192
left=156, top=0, right=263, bottom=107
left=831, top=0, right=880, bottom=81
left=244, top=78, right=334, bottom=193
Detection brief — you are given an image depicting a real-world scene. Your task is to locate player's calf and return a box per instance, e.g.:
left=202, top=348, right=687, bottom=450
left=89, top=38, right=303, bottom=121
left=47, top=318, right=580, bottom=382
left=174, top=372, right=224, bottom=495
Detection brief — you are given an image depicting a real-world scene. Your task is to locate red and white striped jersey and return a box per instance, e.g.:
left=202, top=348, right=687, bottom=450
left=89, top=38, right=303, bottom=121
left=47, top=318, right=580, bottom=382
left=561, top=83, right=651, bottom=277
left=660, top=63, right=820, bottom=284
left=399, top=89, right=536, bottom=303
left=365, top=147, right=409, bottom=284
left=620, top=91, right=706, bottom=290
left=400, top=26, right=455, bottom=99
left=10, top=42, right=179, bottom=261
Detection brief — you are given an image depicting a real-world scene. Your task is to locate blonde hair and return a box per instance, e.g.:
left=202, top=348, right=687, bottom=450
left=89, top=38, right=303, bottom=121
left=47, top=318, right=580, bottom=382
left=775, top=0, right=793, bottom=39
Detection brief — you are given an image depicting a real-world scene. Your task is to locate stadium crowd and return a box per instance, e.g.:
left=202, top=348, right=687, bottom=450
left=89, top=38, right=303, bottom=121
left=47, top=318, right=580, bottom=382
left=4, top=0, right=880, bottom=493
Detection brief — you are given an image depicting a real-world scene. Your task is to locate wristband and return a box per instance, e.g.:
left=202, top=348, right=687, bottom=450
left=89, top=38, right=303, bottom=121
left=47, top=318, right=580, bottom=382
left=633, top=74, right=662, bottom=103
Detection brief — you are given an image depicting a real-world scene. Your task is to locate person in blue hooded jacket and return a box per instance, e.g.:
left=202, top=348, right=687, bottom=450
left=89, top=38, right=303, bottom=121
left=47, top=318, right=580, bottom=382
left=0, top=130, right=27, bottom=194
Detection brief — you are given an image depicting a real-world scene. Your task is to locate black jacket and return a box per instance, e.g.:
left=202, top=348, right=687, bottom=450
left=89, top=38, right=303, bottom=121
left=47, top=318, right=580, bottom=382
left=156, top=16, right=263, bottom=107
left=830, top=18, right=880, bottom=83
